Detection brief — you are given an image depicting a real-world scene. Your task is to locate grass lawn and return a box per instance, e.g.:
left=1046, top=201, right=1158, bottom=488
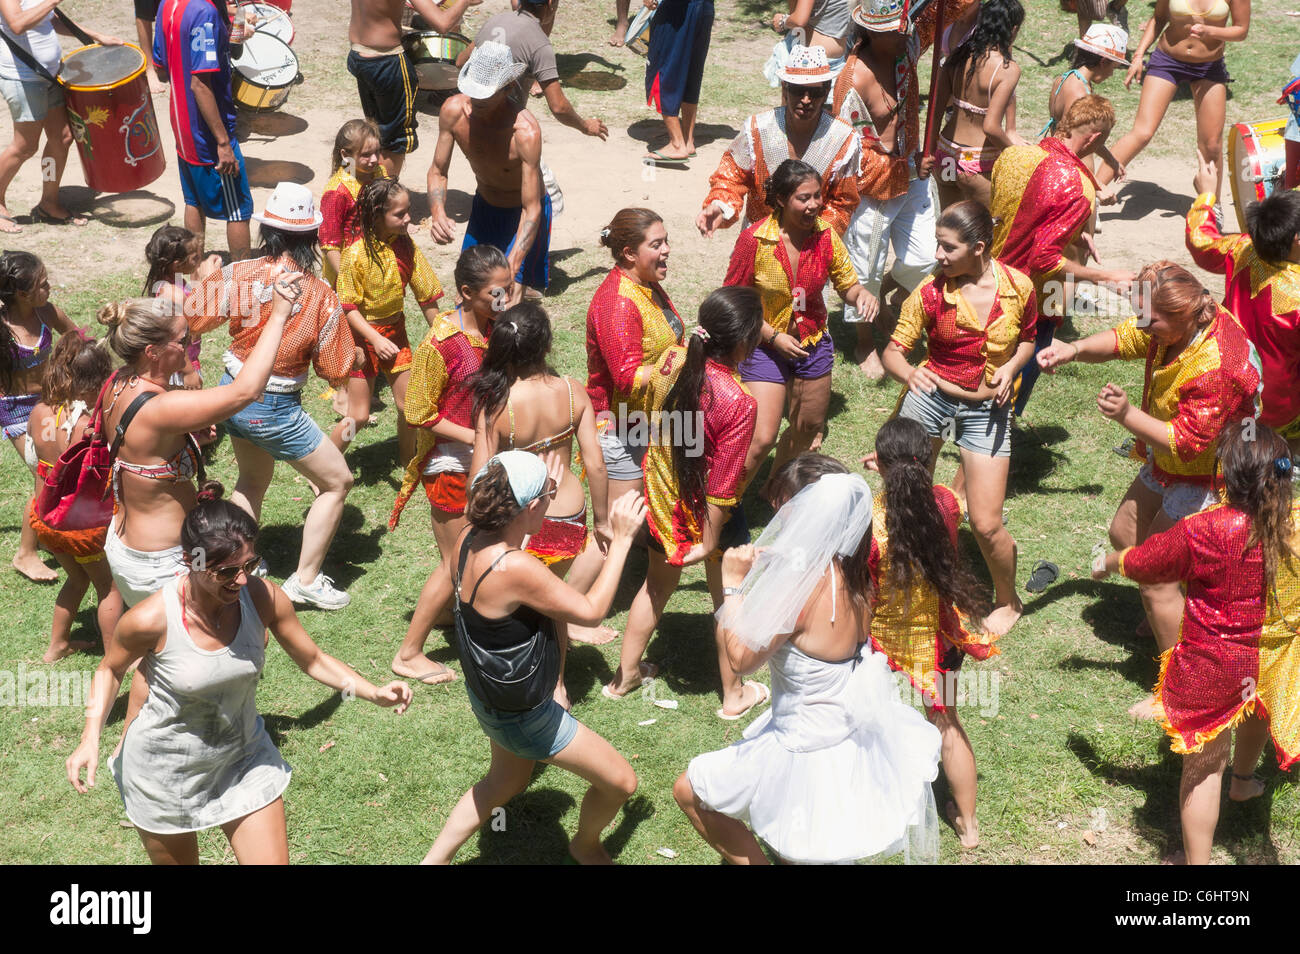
left=1, top=0, right=1298, bottom=864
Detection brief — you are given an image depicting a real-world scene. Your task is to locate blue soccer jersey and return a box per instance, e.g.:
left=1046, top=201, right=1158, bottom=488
left=153, top=0, right=237, bottom=166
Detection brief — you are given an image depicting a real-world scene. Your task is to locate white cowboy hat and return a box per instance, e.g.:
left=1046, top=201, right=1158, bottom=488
left=776, top=45, right=833, bottom=86
left=851, top=0, right=912, bottom=34
left=251, top=181, right=322, bottom=232
left=458, top=40, right=528, bottom=100
left=1074, top=24, right=1130, bottom=66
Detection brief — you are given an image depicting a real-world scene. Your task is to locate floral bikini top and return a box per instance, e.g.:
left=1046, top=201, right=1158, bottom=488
left=105, top=378, right=203, bottom=505
left=8, top=320, right=51, bottom=372
left=507, top=377, right=576, bottom=454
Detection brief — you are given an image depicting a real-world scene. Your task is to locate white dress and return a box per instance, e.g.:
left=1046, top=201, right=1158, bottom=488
left=687, top=641, right=941, bottom=864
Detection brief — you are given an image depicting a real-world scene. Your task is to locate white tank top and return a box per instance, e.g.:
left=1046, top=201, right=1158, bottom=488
left=0, top=1, right=62, bottom=83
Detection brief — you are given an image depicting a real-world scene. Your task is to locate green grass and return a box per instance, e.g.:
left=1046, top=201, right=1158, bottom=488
left=2, top=0, right=1299, bottom=865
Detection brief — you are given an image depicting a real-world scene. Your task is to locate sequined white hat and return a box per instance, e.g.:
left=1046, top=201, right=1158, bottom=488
left=458, top=40, right=528, bottom=100
left=852, top=0, right=911, bottom=34
left=776, top=44, right=833, bottom=85
left=252, top=181, right=322, bottom=232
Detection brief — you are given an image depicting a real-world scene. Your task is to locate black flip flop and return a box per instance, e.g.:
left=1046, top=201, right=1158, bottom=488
left=1025, top=560, right=1059, bottom=594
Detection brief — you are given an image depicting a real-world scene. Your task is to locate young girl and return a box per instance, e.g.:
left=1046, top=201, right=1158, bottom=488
left=1042, top=25, right=1128, bottom=145
left=28, top=333, right=121, bottom=662
left=319, top=118, right=385, bottom=287
left=863, top=420, right=999, bottom=850
left=675, top=455, right=942, bottom=864
left=390, top=245, right=511, bottom=687
left=332, top=179, right=445, bottom=469
left=883, top=201, right=1037, bottom=635
left=1094, top=425, right=1292, bottom=865
left=143, top=225, right=222, bottom=390
left=724, top=159, right=874, bottom=502
left=933, top=0, right=1028, bottom=209
left=1, top=250, right=74, bottom=583
left=607, top=286, right=764, bottom=720
left=1036, top=261, right=1260, bottom=715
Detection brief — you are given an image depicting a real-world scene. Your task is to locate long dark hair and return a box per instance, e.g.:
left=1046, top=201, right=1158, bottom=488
left=875, top=417, right=989, bottom=619
left=945, top=0, right=1024, bottom=94
left=0, top=250, right=46, bottom=393
left=143, top=225, right=196, bottom=297
left=763, top=159, right=820, bottom=220
left=471, top=301, right=552, bottom=425
left=357, top=178, right=407, bottom=266
left=258, top=225, right=320, bottom=274
left=663, top=286, right=763, bottom=520
left=181, top=480, right=259, bottom=567
left=1216, top=424, right=1295, bottom=591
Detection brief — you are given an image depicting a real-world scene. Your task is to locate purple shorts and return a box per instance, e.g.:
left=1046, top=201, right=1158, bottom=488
left=1144, top=47, right=1230, bottom=87
left=740, top=332, right=834, bottom=384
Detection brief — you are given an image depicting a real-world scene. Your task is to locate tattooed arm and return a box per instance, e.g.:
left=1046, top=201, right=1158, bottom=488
left=509, top=113, right=545, bottom=289
left=428, top=96, right=460, bottom=244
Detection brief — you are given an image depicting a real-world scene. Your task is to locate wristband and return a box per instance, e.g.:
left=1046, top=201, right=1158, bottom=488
left=766, top=328, right=779, bottom=346
left=723, top=586, right=742, bottom=597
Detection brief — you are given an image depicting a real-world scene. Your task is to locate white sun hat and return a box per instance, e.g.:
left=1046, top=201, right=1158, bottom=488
left=1074, top=24, right=1130, bottom=66
left=852, top=0, right=912, bottom=34
left=251, top=181, right=322, bottom=232
left=458, top=40, right=528, bottom=100
left=776, top=44, right=833, bottom=86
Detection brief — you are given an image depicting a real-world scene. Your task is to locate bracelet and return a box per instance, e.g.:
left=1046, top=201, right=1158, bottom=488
left=1068, top=342, right=1080, bottom=361
left=776, top=13, right=788, bottom=30
left=723, top=586, right=742, bottom=597
left=766, top=328, right=779, bottom=346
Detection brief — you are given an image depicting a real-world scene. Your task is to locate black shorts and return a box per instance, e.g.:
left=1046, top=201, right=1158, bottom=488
left=346, top=49, right=418, bottom=154
left=134, top=0, right=161, bottom=22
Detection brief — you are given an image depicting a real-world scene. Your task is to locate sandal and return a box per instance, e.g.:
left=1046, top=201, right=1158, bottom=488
left=0, top=212, right=21, bottom=234
left=30, top=205, right=88, bottom=227
left=717, top=680, right=770, bottom=721
left=1025, top=560, right=1059, bottom=594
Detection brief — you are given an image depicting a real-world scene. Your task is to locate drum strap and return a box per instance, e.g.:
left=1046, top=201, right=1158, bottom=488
left=0, top=11, right=94, bottom=86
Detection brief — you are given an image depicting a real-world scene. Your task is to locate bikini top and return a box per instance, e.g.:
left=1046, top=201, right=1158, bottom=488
left=7, top=320, right=51, bottom=372
left=507, top=377, right=576, bottom=454
left=1041, top=69, right=1092, bottom=135
left=952, top=59, right=1014, bottom=118
left=1168, top=0, right=1230, bottom=24
left=105, top=381, right=203, bottom=500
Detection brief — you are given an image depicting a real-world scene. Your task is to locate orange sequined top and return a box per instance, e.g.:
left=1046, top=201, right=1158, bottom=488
left=892, top=260, right=1037, bottom=391
left=642, top=347, right=756, bottom=566
left=1119, top=504, right=1265, bottom=754
left=390, top=308, right=490, bottom=529
left=1111, top=307, right=1261, bottom=485
left=723, top=214, right=857, bottom=348
left=702, top=108, right=861, bottom=236
left=185, top=255, right=356, bottom=390
left=585, top=267, right=684, bottom=416
left=1186, top=191, right=1300, bottom=430
left=990, top=137, right=1096, bottom=325
left=336, top=234, right=443, bottom=324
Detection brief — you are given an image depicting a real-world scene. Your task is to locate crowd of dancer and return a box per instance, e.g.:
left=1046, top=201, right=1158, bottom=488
left=1, top=0, right=1297, bottom=865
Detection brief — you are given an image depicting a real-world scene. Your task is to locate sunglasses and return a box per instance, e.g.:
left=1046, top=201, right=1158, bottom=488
left=206, top=555, right=262, bottom=582
left=784, top=83, right=831, bottom=101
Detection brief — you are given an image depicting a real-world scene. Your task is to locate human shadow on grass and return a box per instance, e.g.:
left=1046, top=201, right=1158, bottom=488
left=1067, top=732, right=1282, bottom=863
left=463, top=789, right=652, bottom=864
left=1107, top=181, right=1191, bottom=223
left=556, top=52, right=627, bottom=91
left=547, top=249, right=605, bottom=298
left=350, top=437, right=404, bottom=491
left=257, top=505, right=384, bottom=591
left=262, top=693, right=343, bottom=748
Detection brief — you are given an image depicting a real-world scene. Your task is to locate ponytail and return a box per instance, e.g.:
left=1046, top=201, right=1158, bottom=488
left=471, top=301, right=552, bottom=425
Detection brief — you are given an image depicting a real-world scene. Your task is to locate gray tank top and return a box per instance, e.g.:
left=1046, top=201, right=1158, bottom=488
left=810, top=0, right=852, bottom=42
left=111, top=576, right=291, bottom=835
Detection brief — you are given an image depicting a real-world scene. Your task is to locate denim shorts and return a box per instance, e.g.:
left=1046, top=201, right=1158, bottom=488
left=466, top=686, right=578, bottom=761
left=219, top=372, right=325, bottom=462
left=899, top=384, right=1010, bottom=458
left=599, top=426, right=647, bottom=482
left=0, top=77, right=62, bottom=123
left=105, top=520, right=186, bottom=609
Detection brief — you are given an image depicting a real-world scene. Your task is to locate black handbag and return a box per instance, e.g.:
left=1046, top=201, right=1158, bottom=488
left=452, top=532, right=560, bottom=713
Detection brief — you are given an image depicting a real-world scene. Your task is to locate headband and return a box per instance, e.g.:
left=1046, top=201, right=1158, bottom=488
left=473, top=450, right=548, bottom=509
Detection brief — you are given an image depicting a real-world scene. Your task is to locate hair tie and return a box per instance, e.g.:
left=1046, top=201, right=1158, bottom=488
left=507, top=321, right=518, bottom=334
left=599, top=227, right=611, bottom=240
left=692, top=325, right=711, bottom=342
left=1276, top=457, right=1293, bottom=479
left=196, top=487, right=218, bottom=503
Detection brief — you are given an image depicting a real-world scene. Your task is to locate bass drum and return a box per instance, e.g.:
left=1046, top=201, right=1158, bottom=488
left=1228, top=119, right=1287, bottom=231
left=402, top=31, right=470, bottom=91
left=231, top=32, right=302, bottom=112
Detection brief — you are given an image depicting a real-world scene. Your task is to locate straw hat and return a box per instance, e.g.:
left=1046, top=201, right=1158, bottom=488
left=1074, top=24, right=1130, bottom=66
left=457, top=40, right=528, bottom=100
left=851, top=0, right=911, bottom=34
left=252, top=182, right=322, bottom=232
left=776, top=45, right=834, bottom=86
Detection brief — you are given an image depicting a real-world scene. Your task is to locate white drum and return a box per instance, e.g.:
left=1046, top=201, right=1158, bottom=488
left=241, top=1, right=294, bottom=45
left=231, top=32, right=301, bottom=112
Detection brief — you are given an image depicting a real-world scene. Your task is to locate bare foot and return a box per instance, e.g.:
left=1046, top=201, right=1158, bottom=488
left=603, top=661, right=659, bottom=699
left=568, top=623, right=619, bottom=645
left=13, top=553, right=57, bottom=583
left=391, top=656, right=456, bottom=686
left=1161, top=849, right=1186, bottom=865
left=1127, top=693, right=1160, bottom=721
left=569, top=839, right=614, bottom=864
left=984, top=600, right=1022, bottom=636
left=856, top=348, right=885, bottom=380
left=608, top=23, right=627, bottom=45
left=0, top=206, right=21, bottom=234
left=42, top=639, right=95, bottom=663
left=945, top=801, right=980, bottom=849
left=646, top=144, right=691, bottom=161
left=1228, top=774, right=1266, bottom=802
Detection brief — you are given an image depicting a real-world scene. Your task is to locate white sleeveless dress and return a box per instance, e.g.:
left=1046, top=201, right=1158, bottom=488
left=111, top=576, right=292, bottom=835
left=687, top=642, right=941, bottom=863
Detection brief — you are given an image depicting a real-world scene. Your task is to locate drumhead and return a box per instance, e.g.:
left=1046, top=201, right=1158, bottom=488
left=60, top=43, right=146, bottom=90
left=242, top=1, right=293, bottom=43
left=234, top=33, right=298, bottom=86
left=403, top=30, right=470, bottom=59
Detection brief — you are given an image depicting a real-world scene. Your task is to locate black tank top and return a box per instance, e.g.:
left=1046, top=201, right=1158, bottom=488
left=457, top=544, right=556, bottom=651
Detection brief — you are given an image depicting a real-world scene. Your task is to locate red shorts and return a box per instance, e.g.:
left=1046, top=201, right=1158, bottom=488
left=351, top=319, right=414, bottom=380
left=527, top=514, right=588, bottom=565
left=422, top=471, right=467, bottom=516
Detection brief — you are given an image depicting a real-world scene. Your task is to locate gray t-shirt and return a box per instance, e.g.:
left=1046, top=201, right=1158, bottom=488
left=475, top=9, right=559, bottom=101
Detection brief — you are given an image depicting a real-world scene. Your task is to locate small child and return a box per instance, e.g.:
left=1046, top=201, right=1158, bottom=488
left=143, top=225, right=221, bottom=389
left=332, top=179, right=445, bottom=469
left=319, top=118, right=386, bottom=288
left=27, top=332, right=120, bottom=661
left=1042, top=24, right=1127, bottom=183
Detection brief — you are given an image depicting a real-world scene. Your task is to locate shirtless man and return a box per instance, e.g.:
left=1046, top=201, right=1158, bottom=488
left=348, top=0, right=480, bottom=177
left=428, top=41, right=550, bottom=298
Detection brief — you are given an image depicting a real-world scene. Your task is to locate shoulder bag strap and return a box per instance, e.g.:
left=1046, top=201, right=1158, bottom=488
left=109, top=392, right=157, bottom=459
left=0, top=30, right=58, bottom=85
left=51, top=9, right=94, bottom=47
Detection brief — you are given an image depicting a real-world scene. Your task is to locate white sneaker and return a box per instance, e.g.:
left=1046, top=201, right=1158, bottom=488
left=282, top=572, right=350, bottom=610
